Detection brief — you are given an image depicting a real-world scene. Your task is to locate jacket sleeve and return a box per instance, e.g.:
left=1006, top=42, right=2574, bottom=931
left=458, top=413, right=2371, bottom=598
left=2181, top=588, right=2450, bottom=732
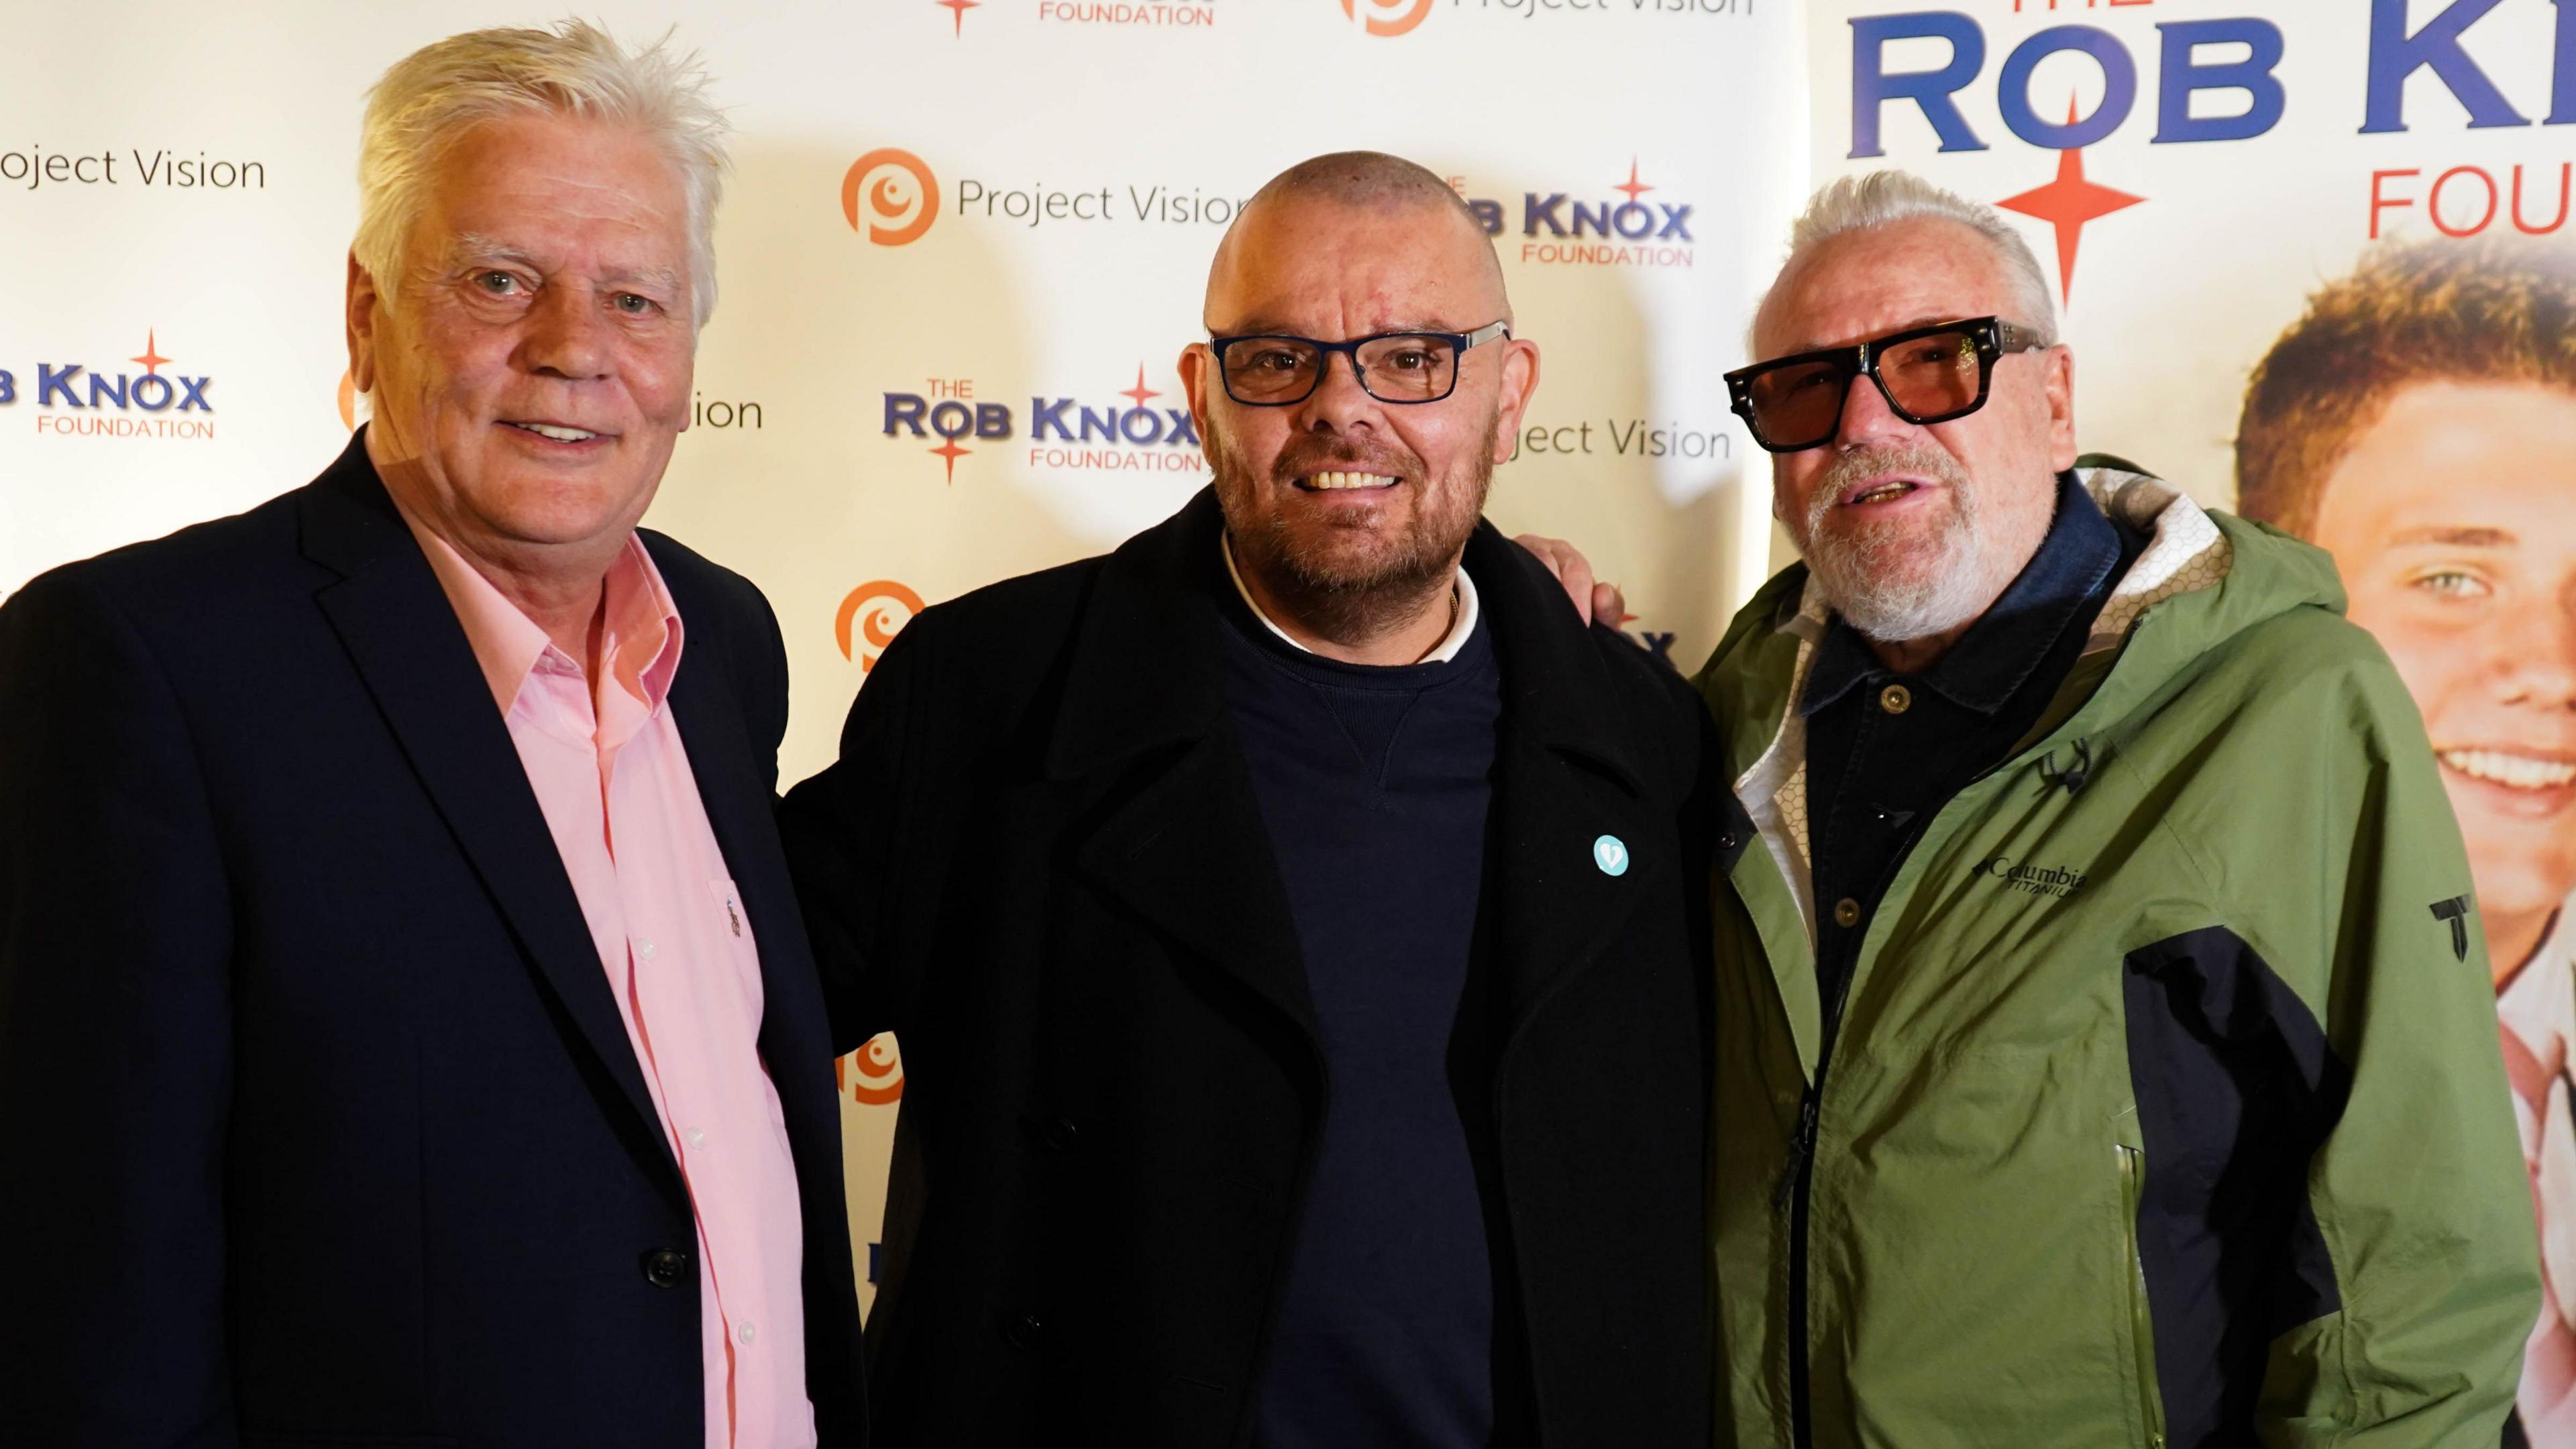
left=0, top=570, right=239, bottom=1446
left=777, top=604, right=939, bottom=1058
left=2255, top=652, right=2539, bottom=1446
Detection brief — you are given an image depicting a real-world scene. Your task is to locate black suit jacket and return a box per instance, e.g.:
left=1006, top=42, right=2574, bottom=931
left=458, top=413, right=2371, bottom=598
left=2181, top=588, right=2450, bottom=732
left=780, top=488, right=1718, bottom=1446
left=0, top=434, right=863, bottom=1448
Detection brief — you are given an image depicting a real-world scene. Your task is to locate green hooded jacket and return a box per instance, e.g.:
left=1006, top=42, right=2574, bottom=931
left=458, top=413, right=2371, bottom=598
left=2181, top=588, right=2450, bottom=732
left=1694, top=466, right=2540, bottom=1448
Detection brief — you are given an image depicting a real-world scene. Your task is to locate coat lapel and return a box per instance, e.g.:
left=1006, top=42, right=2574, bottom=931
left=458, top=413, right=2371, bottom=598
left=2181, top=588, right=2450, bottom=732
left=1047, top=490, right=1321, bottom=1061
left=1467, top=527, right=1658, bottom=1042
left=299, top=433, right=685, bottom=1206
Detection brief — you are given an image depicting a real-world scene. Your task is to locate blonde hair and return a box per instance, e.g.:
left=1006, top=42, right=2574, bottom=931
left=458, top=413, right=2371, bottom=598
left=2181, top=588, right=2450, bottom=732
left=352, top=19, right=731, bottom=329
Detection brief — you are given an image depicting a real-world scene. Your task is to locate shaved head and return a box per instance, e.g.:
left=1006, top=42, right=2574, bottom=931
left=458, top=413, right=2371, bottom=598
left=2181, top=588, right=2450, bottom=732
left=1206, top=150, right=1507, bottom=328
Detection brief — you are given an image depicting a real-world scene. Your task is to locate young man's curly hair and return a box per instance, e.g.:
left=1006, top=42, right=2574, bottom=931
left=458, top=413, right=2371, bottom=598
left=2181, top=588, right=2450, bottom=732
left=2235, top=237, right=2576, bottom=538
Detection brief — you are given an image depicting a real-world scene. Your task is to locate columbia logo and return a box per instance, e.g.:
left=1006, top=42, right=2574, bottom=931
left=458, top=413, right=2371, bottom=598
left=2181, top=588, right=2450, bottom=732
left=1976, top=857, right=2087, bottom=899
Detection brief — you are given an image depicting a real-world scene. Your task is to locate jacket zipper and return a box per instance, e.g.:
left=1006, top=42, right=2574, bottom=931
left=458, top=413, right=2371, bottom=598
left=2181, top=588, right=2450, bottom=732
left=2116, top=1144, right=2168, bottom=1449
left=1777, top=942, right=1863, bottom=1449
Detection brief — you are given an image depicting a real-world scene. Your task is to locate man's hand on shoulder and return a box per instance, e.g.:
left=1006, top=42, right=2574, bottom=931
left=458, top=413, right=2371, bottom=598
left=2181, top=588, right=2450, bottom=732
left=1513, top=534, right=1627, bottom=629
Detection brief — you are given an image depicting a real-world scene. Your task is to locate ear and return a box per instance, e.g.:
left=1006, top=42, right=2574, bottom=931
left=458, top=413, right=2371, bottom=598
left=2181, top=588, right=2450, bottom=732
left=1489, top=337, right=1541, bottom=467
left=2042, top=342, right=2077, bottom=473
left=346, top=251, right=382, bottom=395
left=1179, top=341, right=1216, bottom=459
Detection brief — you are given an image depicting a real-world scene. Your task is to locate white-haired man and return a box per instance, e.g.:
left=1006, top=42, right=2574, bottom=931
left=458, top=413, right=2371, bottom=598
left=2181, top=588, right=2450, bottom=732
left=1693, top=172, right=2538, bottom=1445
left=0, top=23, right=861, bottom=1447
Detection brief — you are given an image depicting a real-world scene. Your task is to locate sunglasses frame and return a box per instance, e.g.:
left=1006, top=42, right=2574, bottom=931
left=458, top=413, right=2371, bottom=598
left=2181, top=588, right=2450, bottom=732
left=1723, top=316, right=2046, bottom=453
left=1208, top=321, right=1511, bottom=407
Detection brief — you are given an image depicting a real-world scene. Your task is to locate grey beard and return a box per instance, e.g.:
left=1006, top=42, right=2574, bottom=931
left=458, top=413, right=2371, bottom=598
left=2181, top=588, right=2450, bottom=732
left=1797, top=443, right=1996, bottom=644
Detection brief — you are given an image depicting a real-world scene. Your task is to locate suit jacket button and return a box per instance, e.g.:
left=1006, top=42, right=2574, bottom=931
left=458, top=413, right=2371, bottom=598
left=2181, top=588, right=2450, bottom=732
left=643, top=1248, right=691, bottom=1289
left=1043, top=1117, right=1080, bottom=1152
left=1003, top=1311, right=1049, bottom=1350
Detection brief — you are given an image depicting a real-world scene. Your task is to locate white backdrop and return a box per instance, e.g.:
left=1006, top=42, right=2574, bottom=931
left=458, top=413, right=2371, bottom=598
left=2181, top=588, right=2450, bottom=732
left=0, top=0, right=1805, bottom=1315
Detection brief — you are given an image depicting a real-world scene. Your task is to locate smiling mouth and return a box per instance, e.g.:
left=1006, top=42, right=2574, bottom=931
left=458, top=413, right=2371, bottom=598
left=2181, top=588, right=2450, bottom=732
left=1297, top=470, right=1400, bottom=492
left=502, top=421, right=605, bottom=443
left=2440, top=748, right=2576, bottom=791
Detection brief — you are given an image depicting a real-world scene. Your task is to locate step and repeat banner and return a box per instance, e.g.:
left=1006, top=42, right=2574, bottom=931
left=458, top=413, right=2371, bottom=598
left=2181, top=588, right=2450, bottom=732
left=1807, top=0, right=2576, bottom=1433
left=0, top=0, right=1802, bottom=1316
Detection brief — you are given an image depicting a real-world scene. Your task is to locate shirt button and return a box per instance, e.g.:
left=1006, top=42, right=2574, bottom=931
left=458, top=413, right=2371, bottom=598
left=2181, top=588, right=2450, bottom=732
left=738, top=1321, right=757, bottom=1345
left=1833, top=898, right=1862, bottom=928
left=1879, top=684, right=1912, bottom=714
left=686, top=1127, right=706, bottom=1148
left=635, top=939, right=655, bottom=960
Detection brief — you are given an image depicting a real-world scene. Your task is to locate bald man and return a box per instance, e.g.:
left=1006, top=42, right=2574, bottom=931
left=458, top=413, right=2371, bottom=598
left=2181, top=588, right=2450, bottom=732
left=781, top=152, right=1721, bottom=1447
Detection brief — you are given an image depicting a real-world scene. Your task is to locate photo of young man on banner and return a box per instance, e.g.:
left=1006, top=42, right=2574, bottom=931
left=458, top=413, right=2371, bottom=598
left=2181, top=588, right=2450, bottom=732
left=2238, top=237, right=2576, bottom=1443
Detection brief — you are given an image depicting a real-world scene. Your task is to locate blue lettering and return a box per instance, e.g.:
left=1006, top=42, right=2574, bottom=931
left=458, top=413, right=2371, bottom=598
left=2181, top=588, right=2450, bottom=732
left=1570, top=199, right=1614, bottom=238
left=1118, top=407, right=1163, bottom=445
left=176, top=376, right=212, bottom=413
left=883, top=392, right=927, bottom=436
left=1078, top=406, right=1118, bottom=443
left=0, top=370, right=13, bottom=405
left=2153, top=19, right=2288, bottom=144
left=1658, top=203, right=1695, bottom=241
left=2363, top=0, right=2528, bottom=134
left=1468, top=199, right=1503, bottom=234
left=1998, top=27, right=2137, bottom=150
left=1165, top=409, right=1200, bottom=446
left=1611, top=201, right=1656, bottom=239
left=1031, top=396, right=1077, bottom=441
left=2553, top=0, right=2576, bottom=124
left=1524, top=192, right=1568, bottom=236
left=973, top=402, right=1012, bottom=439
left=87, top=372, right=128, bottom=409
left=37, top=363, right=84, bottom=407
left=131, top=374, right=174, bottom=412
left=1851, top=11, right=1988, bottom=158
left=928, top=400, right=972, bottom=439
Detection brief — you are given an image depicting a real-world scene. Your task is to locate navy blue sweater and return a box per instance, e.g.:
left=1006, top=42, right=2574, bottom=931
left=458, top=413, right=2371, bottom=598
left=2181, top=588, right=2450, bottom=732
left=1220, top=579, right=1504, bottom=1449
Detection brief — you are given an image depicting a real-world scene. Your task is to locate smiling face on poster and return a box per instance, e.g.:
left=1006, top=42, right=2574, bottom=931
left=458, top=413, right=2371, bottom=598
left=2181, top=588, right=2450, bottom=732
left=2239, top=233, right=2576, bottom=1446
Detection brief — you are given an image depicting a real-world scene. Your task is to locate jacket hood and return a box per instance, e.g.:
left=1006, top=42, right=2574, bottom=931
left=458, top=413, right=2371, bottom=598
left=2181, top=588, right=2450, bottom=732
left=1695, top=463, right=2349, bottom=944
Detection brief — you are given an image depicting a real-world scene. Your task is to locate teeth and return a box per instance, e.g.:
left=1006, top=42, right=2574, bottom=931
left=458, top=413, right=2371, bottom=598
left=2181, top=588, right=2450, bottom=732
left=1849, top=482, right=1913, bottom=506
left=1305, top=470, right=1396, bottom=490
left=516, top=422, right=598, bottom=442
left=2443, top=749, right=2576, bottom=790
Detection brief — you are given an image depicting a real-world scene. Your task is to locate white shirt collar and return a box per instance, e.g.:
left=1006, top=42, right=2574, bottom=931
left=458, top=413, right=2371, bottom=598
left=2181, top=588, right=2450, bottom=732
left=1220, top=534, right=1480, bottom=665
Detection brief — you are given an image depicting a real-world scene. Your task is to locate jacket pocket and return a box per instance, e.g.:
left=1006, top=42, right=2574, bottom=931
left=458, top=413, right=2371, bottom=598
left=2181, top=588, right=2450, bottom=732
left=2116, top=1142, right=2169, bottom=1449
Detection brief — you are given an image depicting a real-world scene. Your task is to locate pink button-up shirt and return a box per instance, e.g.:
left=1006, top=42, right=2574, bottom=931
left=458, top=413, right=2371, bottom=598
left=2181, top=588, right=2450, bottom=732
left=398, top=507, right=814, bottom=1449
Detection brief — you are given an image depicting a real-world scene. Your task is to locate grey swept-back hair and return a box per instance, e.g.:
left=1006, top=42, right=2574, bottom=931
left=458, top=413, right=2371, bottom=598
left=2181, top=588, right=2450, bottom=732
left=1757, top=170, right=2059, bottom=350
left=352, top=19, right=732, bottom=331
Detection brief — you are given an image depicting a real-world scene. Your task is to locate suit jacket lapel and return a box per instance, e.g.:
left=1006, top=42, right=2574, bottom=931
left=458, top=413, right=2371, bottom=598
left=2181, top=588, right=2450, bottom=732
left=1468, top=527, right=1657, bottom=1042
left=1049, top=490, right=1321, bottom=1063
left=650, top=580, right=836, bottom=1112
left=299, top=433, right=684, bottom=1206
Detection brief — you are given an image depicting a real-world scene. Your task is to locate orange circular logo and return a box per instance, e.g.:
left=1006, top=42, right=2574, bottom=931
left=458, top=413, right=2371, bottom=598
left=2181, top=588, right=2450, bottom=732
left=835, top=580, right=927, bottom=672
left=842, top=148, right=940, bottom=246
left=838, top=1032, right=905, bottom=1107
left=1340, top=0, right=1432, bottom=37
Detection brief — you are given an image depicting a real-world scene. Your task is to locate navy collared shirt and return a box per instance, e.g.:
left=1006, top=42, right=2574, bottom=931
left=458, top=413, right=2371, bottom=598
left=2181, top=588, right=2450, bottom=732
left=1803, top=472, right=2139, bottom=1016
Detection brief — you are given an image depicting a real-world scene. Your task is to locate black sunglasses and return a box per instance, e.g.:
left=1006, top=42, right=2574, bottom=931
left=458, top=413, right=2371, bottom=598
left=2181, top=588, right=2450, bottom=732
left=1208, top=321, right=1510, bottom=407
left=1723, top=316, right=2045, bottom=453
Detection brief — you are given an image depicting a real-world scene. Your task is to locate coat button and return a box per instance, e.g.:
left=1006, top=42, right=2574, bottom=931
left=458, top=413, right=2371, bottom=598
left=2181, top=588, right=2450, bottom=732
left=1833, top=898, right=1862, bottom=928
left=1043, top=1117, right=1081, bottom=1152
left=642, top=1248, right=690, bottom=1289
left=1879, top=684, right=1912, bottom=715
left=1002, top=1311, right=1049, bottom=1350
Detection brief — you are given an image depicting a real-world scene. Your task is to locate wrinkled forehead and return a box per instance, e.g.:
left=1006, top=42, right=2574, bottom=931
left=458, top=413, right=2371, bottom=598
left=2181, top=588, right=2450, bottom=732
left=1205, top=195, right=1505, bottom=337
left=413, top=115, right=690, bottom=257
left=1756, top=219, right=2023, bottom=358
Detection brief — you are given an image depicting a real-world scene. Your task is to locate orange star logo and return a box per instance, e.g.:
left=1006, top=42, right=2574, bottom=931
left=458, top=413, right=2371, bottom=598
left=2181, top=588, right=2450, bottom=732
left=1996, top=101, right=2144, bottom=307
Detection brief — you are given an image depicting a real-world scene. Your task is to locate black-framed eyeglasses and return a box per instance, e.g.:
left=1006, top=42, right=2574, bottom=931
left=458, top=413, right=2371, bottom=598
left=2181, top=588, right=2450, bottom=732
left=1210, top=321, right=1511, bottom=407
left=1723, top=316, right=2046, bottom=453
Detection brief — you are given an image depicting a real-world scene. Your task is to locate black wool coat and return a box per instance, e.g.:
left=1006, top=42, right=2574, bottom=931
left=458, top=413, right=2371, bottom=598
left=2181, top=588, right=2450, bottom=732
left=782, top=488, right=1719, bottom=1447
